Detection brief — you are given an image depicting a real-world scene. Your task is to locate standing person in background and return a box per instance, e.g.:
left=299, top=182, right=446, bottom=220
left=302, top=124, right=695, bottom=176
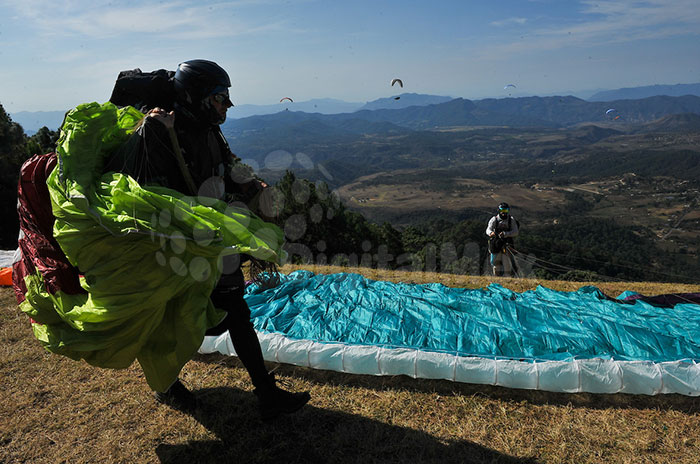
left=486, top=202, right=519, bottom=277
left=105, top=59, right=310, bottom=420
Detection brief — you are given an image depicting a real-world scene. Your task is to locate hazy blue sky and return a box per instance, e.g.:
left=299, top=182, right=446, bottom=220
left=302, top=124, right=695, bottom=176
left=1, top=0, right=699, bottom=112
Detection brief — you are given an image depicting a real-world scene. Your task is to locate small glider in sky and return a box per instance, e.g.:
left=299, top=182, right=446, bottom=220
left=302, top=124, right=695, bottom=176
left=605, top=108, right=616, bottom=114
left=391, top=78, right=403, bottom=88
left=280, top=97, right=293, bottom=103
left=504, top=84, right=517, bottom=90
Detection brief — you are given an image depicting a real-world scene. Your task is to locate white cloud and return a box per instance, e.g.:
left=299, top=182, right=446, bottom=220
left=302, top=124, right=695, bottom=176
left=572, top=0, right=700, bottom=40
left=478, top=0, right=700, bottom=57
left=490, top=17, right=528, bottom=27
left=1, top=0, right=298, bottom=40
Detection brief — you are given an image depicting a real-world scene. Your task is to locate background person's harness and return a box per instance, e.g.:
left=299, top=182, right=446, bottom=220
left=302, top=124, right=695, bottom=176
left=488, top=216, right=518, bottom=254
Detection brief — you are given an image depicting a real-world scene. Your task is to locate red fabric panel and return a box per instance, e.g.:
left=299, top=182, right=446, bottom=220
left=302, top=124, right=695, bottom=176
left=12, top=153, right=85, bottom=304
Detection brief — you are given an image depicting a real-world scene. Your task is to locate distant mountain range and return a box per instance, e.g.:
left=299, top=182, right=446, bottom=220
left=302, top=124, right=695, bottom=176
left=220, top=95, right=700, bottom=187
left=9, top=110, right=68, bottom=135
left=8, top=82, right=700, bottom=133
left=229, top=98, right=364, bottom=119
left=222, top=94, right=700, bottom=138
left=7, top=99, right=366, bottom=134
left=224, top=93, right=455, bottom=118
left=358, top=93, right=455, bottom=110
left=588, top=83, right=700, bottom=101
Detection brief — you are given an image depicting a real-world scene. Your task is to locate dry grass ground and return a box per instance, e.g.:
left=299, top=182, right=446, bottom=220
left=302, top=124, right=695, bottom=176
left=2, top=267, right=699, bottom=464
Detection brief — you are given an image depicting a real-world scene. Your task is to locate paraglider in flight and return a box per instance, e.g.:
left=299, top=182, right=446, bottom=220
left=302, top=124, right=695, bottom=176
left=503, top=84, right=517, bottom=96
left=394, top=96, right=401, bottom=100
left=391, top=78, right=403, bottom=88
left=280, top=97, right=293, bottom=103
left=605, top=109, right=621, bottom=120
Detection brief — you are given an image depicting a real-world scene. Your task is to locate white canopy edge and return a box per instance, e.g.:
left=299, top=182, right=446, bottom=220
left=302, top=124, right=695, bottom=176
left=200, top=331, right=700, bottom=396
left=0, top=249, right=19, bottom=268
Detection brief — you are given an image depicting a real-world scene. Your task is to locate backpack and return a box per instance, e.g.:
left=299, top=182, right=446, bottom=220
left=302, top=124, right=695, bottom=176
left=502, top=216, right=521, bottom=232
left=109, top=68, right=177, bottom=112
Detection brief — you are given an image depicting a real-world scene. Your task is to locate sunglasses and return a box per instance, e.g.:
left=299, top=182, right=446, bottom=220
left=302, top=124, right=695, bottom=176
left=499, top=209, right=509, bottom=213
left=211, top=91, right=231, bottom=105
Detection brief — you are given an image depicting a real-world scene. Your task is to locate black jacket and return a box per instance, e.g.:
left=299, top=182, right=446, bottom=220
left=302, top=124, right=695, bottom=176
left=104, top=108, right=265, bottom=210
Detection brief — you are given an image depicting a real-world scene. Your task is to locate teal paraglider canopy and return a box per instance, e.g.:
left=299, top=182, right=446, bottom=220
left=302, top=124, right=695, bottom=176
left=201, top=271, right=700, bottom=396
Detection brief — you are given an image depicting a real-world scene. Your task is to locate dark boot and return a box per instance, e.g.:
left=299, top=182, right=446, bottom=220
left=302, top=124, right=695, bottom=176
left=253, top=373, right=311, bottom=421
left=212, top=285, right=310, bottom=419
left=154, top=379, right=198, bottom=412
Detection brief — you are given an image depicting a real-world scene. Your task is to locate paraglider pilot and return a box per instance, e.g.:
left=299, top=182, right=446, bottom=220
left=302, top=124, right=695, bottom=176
left=486, top=202, right=519, bottom=277
left=104, top=59, right=310, bottom=420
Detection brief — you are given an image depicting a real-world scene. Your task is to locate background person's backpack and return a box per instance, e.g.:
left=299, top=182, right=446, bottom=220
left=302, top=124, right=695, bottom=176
left=509, top=216, right=521, bottom=231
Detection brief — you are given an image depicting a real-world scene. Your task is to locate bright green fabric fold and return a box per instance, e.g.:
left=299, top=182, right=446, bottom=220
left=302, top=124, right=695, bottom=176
left=21, top=102, right=284, bottom=392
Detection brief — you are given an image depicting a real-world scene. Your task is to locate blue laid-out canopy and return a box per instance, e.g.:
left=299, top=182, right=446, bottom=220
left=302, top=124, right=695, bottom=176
left=200, top=270, right=700, bottom=396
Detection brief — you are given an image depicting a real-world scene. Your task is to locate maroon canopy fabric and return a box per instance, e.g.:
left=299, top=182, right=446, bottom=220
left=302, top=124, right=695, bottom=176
left=12, top=152, right=85, bottom=305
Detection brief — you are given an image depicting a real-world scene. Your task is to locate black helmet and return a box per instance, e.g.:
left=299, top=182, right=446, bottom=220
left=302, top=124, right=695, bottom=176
left=498, top=202, right=510, bottom=212
left=174, top=59, right=232, bottom=124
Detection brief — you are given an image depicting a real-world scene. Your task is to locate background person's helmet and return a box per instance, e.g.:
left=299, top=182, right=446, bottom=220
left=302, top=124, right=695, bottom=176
left=174, top=59, right=232, bottom=124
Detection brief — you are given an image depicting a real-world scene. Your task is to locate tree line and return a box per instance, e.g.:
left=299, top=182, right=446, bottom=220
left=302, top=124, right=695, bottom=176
left=0, top=104, right=59, bottom=247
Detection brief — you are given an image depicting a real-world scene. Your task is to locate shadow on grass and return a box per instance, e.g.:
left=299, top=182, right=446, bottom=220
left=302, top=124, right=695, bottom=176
left=155, top=385, right=540, bottom=464
left=193, top=353, right=700, bottom=415
left=290, top=365, right=700, bottom=414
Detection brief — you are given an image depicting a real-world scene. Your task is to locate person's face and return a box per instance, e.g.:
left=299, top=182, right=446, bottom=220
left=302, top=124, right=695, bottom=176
left=209, top=90, right=233, bottom=120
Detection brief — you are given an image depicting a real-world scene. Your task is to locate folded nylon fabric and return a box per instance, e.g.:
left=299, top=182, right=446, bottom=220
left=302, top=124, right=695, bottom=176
left=245, top=271, right=700, bottom=363
left=16, top=102, right=284, bottom=392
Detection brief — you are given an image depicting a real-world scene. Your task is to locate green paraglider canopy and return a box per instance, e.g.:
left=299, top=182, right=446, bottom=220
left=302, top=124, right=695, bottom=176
left=19, top=102, right=285, bottom=392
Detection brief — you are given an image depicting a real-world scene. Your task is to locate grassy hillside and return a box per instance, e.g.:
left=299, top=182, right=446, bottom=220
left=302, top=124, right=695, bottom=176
left=2, top=266, right=699, bottom=464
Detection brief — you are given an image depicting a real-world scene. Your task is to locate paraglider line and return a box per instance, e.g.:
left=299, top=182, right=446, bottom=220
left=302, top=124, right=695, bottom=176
left=512, top=244, right=699, bottom=284
left=509, top=247, right=700, bottom=298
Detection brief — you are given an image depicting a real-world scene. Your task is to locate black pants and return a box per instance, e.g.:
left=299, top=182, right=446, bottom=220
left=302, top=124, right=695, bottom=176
left=206, top=270, right=269, bottom=388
